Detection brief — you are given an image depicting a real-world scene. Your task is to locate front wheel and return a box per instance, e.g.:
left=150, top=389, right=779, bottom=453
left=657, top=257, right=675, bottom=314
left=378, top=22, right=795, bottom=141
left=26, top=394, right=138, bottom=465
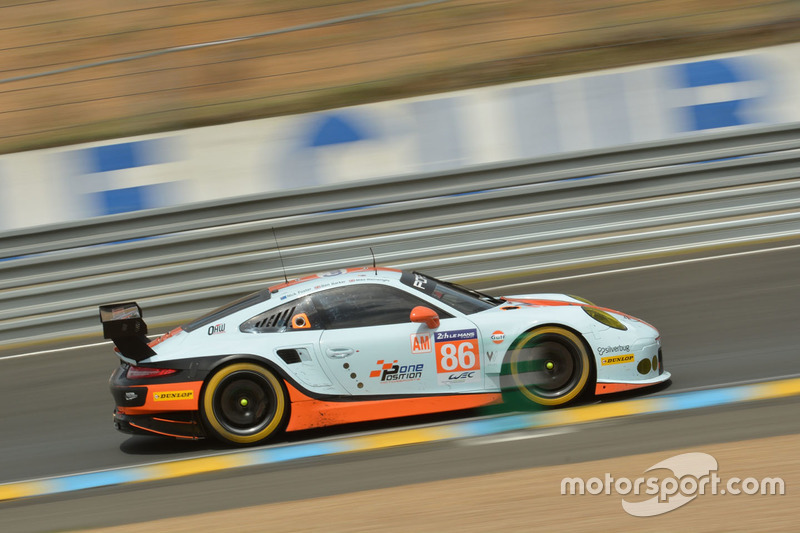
left=502, top=326, right=591, bottom=407
left=201, top=362, right=289, bottom=446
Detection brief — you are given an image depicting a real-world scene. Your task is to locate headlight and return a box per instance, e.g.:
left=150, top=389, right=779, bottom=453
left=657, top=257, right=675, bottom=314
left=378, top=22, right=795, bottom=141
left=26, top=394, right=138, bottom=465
left=582, top=306, right=627, bottom=330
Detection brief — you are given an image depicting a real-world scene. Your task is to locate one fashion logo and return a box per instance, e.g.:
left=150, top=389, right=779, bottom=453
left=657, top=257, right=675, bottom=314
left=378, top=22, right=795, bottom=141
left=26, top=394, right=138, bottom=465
left=369, top=360, right=423, bottom=382
left=597, top=344, right=631, bottom=356
left=560, top=452, right=785, bottom=517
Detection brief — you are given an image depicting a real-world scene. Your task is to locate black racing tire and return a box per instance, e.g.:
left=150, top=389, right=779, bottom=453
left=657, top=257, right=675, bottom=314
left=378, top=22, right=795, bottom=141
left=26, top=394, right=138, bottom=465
left=502, top=326, right=592, bottom=407
left=201, top=362, right=289, bottom=446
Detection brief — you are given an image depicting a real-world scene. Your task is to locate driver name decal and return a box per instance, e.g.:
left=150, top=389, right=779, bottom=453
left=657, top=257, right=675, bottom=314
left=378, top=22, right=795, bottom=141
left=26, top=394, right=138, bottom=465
left=435, top=329, right=481, bottom=384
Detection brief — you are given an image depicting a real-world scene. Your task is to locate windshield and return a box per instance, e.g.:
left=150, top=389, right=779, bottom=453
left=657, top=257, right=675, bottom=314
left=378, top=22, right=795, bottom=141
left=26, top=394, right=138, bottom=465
left=408, top=272, right=504, bottom=314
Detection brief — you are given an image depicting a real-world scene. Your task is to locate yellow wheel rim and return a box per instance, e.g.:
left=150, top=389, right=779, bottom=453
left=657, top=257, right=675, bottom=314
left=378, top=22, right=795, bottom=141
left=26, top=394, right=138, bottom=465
left=202, top=362, right=286, bottom=444
left=509, top=327, right=590, bottom=406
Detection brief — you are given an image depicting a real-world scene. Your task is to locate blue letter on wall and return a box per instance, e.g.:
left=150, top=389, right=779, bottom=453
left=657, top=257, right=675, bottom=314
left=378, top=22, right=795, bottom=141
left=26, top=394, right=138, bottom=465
left=672, top=58, right=765, bottom=131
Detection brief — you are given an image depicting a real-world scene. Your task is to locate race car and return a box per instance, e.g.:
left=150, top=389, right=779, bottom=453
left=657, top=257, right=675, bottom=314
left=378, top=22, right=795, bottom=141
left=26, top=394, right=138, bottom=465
left=104, top=267, right=669, bottom=446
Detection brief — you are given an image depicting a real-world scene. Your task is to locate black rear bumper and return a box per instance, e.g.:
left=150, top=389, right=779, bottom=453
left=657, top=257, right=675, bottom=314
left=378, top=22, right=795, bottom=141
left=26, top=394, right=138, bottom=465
left=113, top=409, right=206, bottom=440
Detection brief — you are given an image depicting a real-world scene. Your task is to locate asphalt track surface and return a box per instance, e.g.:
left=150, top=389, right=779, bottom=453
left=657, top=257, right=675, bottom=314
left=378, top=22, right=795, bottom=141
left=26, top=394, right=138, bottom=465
left=1, top=240, right=799, bottom=530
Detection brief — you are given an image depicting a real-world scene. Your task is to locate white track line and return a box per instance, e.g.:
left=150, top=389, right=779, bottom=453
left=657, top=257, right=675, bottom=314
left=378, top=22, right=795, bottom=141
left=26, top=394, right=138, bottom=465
left=484, top=241, right=800, bottom=291
left=0, top=341, right=111, bottom=361
left=4, top=241, right=800, bottom=361
left=654, top=372, right=800, bottom=395
left=459, top=428, right=576, bottom=446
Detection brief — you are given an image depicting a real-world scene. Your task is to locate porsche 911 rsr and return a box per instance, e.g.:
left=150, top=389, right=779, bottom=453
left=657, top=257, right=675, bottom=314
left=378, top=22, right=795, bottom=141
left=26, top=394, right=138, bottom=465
left=103, top=267, right=669, bottom=446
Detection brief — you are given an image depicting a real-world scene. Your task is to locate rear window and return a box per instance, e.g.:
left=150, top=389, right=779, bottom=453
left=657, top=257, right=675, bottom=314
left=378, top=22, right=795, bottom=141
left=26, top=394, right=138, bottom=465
left=183, top=289, right=271, bottom=332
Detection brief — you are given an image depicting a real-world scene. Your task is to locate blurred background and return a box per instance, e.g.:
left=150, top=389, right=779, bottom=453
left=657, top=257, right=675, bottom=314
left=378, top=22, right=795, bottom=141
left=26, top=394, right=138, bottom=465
left=2, top=0, right=798, bottom=153
left=2, top=2, right=800, bottom=531
left=1, top=0, right=800, bottom=232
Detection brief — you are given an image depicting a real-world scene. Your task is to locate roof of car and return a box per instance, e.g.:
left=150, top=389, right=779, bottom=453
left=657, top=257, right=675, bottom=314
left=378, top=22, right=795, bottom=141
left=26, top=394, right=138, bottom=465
left=267, top=266, right=403, bottom=295
left=183, top=267, right=404, bottom=333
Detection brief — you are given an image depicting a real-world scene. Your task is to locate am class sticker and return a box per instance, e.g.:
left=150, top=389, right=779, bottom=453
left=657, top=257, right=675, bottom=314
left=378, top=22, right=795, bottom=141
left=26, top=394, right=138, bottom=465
left=410, top=333, right=432, bottom=354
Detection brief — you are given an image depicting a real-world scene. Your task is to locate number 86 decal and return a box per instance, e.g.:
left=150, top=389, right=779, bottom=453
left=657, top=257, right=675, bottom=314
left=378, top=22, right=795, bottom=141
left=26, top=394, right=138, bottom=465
left=437, top=341, right=479, bottom=372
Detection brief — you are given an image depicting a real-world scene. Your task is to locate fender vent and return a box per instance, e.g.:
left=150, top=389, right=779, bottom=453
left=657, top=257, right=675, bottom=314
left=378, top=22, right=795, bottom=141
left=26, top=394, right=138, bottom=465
left=277, top=349, right=301, bottom=364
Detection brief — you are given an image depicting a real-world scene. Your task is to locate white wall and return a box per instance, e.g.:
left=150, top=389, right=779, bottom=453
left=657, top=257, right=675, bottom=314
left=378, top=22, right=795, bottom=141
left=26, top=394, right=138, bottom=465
left=2, top=42, right=799, bottom=232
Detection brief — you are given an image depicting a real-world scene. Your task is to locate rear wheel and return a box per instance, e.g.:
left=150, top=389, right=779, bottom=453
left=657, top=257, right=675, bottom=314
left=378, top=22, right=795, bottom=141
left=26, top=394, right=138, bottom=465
left=503, top=326, right=591, bottom=407
left=201, top=362, right=288, bottom=445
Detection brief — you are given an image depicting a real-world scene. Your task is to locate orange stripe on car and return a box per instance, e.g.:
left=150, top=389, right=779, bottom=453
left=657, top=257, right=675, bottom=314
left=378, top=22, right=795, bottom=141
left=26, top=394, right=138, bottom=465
left=504, top=298, right=658, bottom=331
left=283, top=382, right=502, bottom=431
left=118, top=381, right=203, bottom=415
left=504, top=298, right=578, bottom=307
left=595, top=381, right=654, bottom=395
left=151, top=417, right=195, bottom=425
left=129, top=422, right=199, bottom=439
left=148, top=327, right=183, bottom=348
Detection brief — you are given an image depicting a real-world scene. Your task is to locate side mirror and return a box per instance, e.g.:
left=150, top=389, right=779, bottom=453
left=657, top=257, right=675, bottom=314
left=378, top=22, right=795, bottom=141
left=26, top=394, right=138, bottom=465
left=410, top=306, right=440, bottom=329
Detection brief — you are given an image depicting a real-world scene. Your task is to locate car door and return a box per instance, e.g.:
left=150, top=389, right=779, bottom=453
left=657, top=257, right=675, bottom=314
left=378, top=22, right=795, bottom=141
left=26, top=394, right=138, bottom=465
left=314, top=283, right=484, bottom=395
left=238, top=296, right=335, bottom=394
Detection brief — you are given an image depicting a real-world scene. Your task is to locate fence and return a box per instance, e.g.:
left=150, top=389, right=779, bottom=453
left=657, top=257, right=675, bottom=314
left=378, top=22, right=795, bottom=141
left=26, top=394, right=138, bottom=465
left=2, top=123, right=800, bottom=347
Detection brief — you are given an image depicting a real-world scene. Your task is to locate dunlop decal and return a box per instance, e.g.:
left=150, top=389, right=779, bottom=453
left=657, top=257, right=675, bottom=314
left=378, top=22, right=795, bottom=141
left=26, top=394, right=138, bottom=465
left=601, top=354, right=635, bottom=366
left=153, top=390, right=194, bottom=401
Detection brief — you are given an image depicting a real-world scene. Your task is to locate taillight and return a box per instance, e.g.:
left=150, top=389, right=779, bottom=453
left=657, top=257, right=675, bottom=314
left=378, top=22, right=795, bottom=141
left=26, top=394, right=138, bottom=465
left=126, top=366, right=178, bottom=379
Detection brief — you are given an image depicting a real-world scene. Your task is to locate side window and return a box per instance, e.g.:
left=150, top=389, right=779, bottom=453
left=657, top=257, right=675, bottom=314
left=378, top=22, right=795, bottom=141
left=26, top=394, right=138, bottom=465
left=240, top=296, right=319, bottom=333
left=312, top=284, right=452, bottom=329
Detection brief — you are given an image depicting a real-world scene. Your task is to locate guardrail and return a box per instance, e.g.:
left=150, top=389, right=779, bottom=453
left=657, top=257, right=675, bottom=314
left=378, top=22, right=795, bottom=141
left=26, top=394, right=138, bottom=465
left=2, top=123, right=800, bottom=347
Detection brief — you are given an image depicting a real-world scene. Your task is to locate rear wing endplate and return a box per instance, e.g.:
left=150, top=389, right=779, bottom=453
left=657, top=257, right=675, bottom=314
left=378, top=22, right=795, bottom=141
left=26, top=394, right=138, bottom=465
left=99, top=302, right=156, bottom=362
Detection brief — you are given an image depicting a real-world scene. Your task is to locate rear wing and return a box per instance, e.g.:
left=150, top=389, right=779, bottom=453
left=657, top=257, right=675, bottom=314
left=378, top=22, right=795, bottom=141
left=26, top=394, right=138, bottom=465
left=99, top=302, right=156, bottom=362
